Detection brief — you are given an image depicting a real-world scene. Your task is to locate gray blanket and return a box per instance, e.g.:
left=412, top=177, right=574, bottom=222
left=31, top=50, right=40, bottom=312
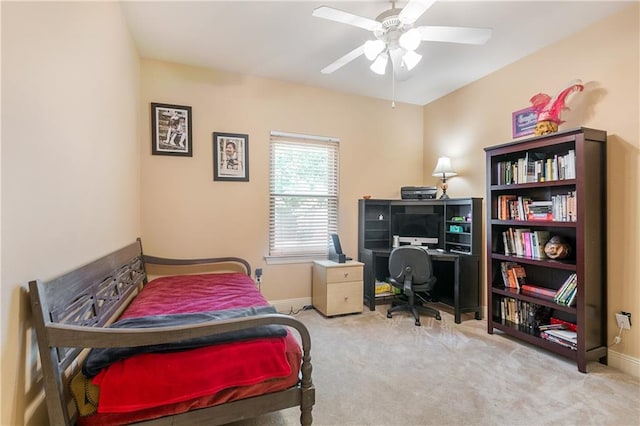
left=83, top=305, right=286, bottom=377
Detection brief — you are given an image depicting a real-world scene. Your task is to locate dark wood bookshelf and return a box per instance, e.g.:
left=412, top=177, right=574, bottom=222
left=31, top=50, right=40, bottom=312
left=485, top=127, right=607, bottom=373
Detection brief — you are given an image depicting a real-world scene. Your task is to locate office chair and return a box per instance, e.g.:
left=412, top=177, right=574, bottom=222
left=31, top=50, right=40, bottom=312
left=386, top=246, right=441, bottom=326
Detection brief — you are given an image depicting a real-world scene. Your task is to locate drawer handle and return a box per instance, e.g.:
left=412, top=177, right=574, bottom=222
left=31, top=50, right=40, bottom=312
left=343, top=273, right=349, bottom=278
left=344, top=296, right=348, bottom=301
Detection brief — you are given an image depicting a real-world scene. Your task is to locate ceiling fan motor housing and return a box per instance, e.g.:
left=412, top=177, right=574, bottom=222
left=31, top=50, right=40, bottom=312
left=374, top=8, right=413, bottom=48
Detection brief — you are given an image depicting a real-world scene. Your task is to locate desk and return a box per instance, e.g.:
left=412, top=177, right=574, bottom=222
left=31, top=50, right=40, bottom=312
left=360, top=248, right=482, bottom=324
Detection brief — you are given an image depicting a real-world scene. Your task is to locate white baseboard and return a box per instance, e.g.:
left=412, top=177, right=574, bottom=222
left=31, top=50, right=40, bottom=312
left=608, top=349, right=640, bottom=378
left=269, top=297, right=312, bottom=315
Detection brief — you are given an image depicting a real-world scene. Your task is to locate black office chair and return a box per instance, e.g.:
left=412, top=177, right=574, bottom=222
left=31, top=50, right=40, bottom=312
left=386, top=246, right=441, bottom=326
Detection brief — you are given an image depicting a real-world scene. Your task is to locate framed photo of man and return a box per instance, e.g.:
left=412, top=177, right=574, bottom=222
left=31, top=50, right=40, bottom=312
left=213, top=132, right=249, bottom=181
left=151, top=103, right=192, bottom=156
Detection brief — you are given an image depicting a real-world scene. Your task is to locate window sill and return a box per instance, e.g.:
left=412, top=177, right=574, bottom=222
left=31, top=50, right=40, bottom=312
left=264, top=255, right=328, bottom=265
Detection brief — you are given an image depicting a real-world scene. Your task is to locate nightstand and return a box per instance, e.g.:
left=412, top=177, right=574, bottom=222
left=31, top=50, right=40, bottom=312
left=312, top=260, right=364, bottom=316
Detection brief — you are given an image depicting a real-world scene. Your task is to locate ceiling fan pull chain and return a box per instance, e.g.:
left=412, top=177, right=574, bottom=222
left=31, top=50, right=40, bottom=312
left=391, top=66, right=396, bottom=109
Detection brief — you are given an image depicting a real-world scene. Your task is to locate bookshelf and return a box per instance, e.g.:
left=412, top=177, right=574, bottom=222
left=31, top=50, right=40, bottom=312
left=484, top=128, right=607, bottom=373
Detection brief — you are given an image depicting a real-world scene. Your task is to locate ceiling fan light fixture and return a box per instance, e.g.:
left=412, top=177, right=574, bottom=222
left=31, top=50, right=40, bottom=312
left=402, top=50, right=422, bottom=70
left=364, top=39, right=386, bottom=61
left=399, top=28, right=421, bottom=51
left=370, top=53, right=388, bottom=75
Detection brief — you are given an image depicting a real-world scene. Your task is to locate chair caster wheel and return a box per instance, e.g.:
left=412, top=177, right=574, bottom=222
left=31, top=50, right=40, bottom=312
left=415, top=320, right=421, bottom=326
left=435, top=314, right=442, bottom=320
left=387, top=312, right=392, bottom=319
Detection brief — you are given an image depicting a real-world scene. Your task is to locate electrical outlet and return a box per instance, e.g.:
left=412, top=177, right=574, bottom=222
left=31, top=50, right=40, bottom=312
left=616, top=312, right=631, bottom=330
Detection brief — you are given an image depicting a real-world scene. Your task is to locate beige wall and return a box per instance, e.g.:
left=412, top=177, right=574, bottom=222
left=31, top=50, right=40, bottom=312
left=1, top=2, right=141, bottom=425
left=139, top=60, right=424, bottom=303
left=423, top=4, right=640, bottom=372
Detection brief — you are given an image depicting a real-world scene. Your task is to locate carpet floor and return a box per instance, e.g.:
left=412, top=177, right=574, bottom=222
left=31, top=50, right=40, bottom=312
left=229, top=303, right=640, bottom=426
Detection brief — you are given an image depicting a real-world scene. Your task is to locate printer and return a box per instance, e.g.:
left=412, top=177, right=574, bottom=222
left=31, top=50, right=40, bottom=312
left=401, top=186, right=437, bottom=200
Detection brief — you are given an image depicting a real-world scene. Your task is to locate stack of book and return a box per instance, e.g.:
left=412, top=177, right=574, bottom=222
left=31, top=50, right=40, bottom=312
left=494, top=149, right=576, bottom=185
left=527, top=201, right=553, bottom=221
left=496, top=193, right=577, bottom=222
left=501, top=228, right=551, bottom=258
left=551, top=191, right=577, bottom=222
left=540, top=324, right=577, bottom=350
left=499, top=262, right=527, bottom=289
left=554, top=273, right=577, bottom=306
left=519, top=276, right=577, bottom=307
left=520, top=284, right=556, bottom=301
left=374, top=281, right=392, bottom=297
left=495, top=297, right=550, bottom=331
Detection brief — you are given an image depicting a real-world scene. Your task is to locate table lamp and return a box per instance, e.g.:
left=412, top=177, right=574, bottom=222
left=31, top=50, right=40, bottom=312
left=432, top=157, right=457, bottom=199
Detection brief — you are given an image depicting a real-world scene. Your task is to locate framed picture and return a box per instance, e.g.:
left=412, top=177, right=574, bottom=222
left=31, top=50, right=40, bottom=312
left=213, top=132, right=249, bottom=181
left=151, top=103, right=192, bottom=156
left=512, top=106, right=538, bottom=138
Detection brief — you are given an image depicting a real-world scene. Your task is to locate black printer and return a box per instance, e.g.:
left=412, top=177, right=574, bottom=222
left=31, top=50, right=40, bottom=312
left=401, top=186, right=437, bottom=200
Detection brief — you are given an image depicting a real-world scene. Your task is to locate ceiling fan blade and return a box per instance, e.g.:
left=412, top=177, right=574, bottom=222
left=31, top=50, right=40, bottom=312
left=321, top=44, right=366, bottom=74
left=313, top=6, right=382, bottom=32
left=398, top=0, right=437, bottom=25
left=418, top=26, right=493, bottom=45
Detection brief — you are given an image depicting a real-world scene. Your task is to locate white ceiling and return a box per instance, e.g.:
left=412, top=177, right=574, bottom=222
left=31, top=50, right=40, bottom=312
left=120, top=1, right=633, bottom=106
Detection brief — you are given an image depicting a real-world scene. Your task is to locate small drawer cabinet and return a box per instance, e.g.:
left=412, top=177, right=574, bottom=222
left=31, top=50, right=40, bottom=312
left=312, top=260, right=364, bottom=316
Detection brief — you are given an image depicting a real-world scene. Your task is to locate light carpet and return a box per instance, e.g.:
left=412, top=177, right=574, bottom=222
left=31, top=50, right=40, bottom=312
left=229, top=304, right=640, bottom=426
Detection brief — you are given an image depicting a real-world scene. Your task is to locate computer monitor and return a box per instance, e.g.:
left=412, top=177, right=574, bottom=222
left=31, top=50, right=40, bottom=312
left=393, top=213, right=440, bottom=247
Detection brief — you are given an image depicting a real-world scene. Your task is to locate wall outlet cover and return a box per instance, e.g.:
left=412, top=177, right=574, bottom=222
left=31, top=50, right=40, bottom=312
left=616, top=312, right=631, bottom=330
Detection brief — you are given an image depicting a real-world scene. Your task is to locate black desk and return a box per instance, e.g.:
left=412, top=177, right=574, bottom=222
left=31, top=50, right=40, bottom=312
left=360, top=248, right=482, bottom=324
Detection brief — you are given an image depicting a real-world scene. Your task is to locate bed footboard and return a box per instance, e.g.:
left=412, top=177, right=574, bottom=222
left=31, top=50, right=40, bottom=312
left=29, top=239, right=315, bottom=425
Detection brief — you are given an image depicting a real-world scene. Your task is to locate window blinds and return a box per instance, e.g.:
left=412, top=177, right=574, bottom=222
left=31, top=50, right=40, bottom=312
left=269, top=132, right=339, bottom=258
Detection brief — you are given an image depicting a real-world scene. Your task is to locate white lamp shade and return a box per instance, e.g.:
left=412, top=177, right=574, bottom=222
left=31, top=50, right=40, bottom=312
left=402, top=50, right=422, bottom=71
left=364, top=39, right=386, bottom=61
left=370, top=53, right=388, bottom=75
left=399, top=28, right=421, bottom=51
left=432, top=157, right=458, bottom=178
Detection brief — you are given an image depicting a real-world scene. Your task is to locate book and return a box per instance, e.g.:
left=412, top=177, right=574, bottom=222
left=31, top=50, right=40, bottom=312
left=497, top=195, right=517, bottom=220
left=544, top=329, right=577, bottom=344
left=374, top=282, right=391, bottom=294
left=550, top=317, right=578, bottom=332
left=509, top=265, right=527, bottom=289
left=502, top=231, right=513, bottom=255
left=541, top=330, right=577, bottom=350
left=538, top=323, right=567, bottom=331
left=500, top=262, right=517, bottom=288
left=521, top=284, right=556, bottom=300
left=531, top=230, right=551, bottom=259
left=554, top=273, right=577, bottom=305
left=546, top=329, right=577, bottom=341
left=564, top=286, right=578, bottom=307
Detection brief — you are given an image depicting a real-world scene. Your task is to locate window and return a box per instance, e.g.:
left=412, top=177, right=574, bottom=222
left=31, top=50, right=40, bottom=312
left=268, top=131, right=339, bottom=261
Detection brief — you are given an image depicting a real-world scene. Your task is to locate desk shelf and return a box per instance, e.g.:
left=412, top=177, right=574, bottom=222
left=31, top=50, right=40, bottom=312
left=358, top=198, right=482, bottom=323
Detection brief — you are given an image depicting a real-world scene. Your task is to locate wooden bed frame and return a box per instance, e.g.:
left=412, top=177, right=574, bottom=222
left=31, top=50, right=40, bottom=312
left=29, top=239, right=315, bottom=425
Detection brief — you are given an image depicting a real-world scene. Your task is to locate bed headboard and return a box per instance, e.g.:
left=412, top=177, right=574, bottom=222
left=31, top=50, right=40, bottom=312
left=29, top=240, right=146, bottom=424
left=30, top=240, right=146, bottom=369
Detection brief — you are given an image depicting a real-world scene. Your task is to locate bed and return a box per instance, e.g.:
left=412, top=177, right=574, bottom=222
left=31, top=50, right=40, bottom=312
left=29, top=239, right=315, bottom=425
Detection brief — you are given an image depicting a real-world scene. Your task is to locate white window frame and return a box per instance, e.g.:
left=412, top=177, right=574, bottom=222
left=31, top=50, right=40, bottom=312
left=266, top=131, right=339, bottom=264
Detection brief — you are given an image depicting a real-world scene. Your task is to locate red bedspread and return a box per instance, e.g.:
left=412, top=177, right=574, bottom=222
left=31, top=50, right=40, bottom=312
left=86, top=273, right=297, bottom=416
left=121, top=272, right=271, bottom=317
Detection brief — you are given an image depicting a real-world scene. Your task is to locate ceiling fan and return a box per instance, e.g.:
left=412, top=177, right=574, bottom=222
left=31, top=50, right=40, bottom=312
left=313, top=0, right=492, bottom=78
